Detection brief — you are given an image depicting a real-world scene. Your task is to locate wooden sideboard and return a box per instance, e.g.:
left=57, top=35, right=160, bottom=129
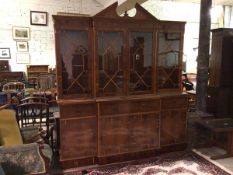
left=58, top=94, right=187, bottom=167
left=53, top=3, right=187, bottom=168
left=27, top=65, right=49, bottom=85
left=0, top=72, right=25, bottom=82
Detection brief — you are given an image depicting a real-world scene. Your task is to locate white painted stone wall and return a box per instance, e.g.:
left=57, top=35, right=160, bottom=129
left=0, top=0, right=223, bottom=74
left=0, top=0, right=103, bottom=72
left=141, top=0, right=222, bottom=73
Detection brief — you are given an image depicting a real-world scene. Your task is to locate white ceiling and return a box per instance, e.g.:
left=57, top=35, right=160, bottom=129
left=174, top=0, right=233, bottom=5
left=96, top=0, right=233, bottom=7
left=95, top=0, right=233, bottom=16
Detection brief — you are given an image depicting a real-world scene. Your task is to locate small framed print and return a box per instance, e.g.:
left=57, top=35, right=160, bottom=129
left=30, top=11, right=48, bottom=26
left=16, top=41, right=28, bottom=52
left=12, top=26, right=30, bottom=40
left=0, top=48, right=11, bottom=59
left=16, top=53, right=30, bottom=64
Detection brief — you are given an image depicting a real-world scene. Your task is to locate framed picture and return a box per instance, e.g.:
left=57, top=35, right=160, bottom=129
left=30, top=11, right=48, bottom=26
left=16, top=41, right=28, bottom=52
left=12, top=26, right=30, bottom=40
left=16, top=53, right=30, bottom=64
left=0, top=48, right=11, bottom=59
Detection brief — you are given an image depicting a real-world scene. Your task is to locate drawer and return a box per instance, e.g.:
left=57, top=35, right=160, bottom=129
left=59, top=103, right=96, bottom=118
left=161, top=96, right=187, bottom=110
left=99, top=99, right=160, bottom=116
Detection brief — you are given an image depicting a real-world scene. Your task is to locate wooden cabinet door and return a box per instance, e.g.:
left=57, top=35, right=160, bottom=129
left=160, top=109, right=187, bottom=146
left=59, top=102, right=96, bottom=160
left=96, top=31, right=124, bottom=96
left=157, top=32, right=182, bottom=91
left=98, top=113, right=160, bottom=156
left=98, top=99, right=160, bottom=156
left=129, top=32, right=153, bottom=94
left=59, top=117, right=97, bottom=160
left=59, top=30, right=92, bottom=98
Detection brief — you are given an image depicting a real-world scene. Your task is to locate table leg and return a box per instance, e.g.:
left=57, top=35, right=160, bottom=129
left=211, top=132, right=233, bottom=160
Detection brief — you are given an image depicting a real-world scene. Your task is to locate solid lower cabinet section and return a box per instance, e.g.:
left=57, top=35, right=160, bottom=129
left=98, top=113, right=160, bottom=156
left=59, top=117, right=97, bottom=160
left=58, top=94, right=187, bottom=167
left=160, top=110, right=187, bottom=146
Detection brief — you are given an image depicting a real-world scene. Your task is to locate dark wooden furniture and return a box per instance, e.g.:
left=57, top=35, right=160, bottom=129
left=16, top=102, right=55, bottom=148
left=0, top=60, right=9, bottom=72
left=27, top=65, right=49, bottom=86
left=0, top=72, right=25, bottom=82
left=2, top=82, right=25, bottom=92
left=207, top=28, right=233, bottom=117
left=53, top=3, right=187, bottom=168
left=187, top=90, right=196, bottom=111
left=196, top=118, right=233, bottom=159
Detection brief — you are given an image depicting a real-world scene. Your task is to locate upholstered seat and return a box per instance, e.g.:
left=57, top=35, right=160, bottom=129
left=0, top=109, right=52, bottom=174
left=0, top=109, right=23, bottom=145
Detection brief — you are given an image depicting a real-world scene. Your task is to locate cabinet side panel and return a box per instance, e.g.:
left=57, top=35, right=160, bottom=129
left=209, top=32, right=222, bottom=87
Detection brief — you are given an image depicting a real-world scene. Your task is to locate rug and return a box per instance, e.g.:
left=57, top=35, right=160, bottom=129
left=63, top=151, right=231, bottom=175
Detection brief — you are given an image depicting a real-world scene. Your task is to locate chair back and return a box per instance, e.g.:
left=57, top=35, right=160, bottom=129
left=16, top=102, right=49, bottom=136
left=37, top=73, right=56, bottom=90
left=3, top=82, right=25, bottom=92
left=21, top=96, right=48, bottom=104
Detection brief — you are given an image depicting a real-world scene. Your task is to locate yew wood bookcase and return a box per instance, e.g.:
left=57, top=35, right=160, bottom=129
left=53, top=3, right=188, bottom=168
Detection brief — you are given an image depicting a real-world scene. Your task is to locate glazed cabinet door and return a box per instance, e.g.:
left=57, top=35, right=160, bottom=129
left=96, top=31, right=124, bottom=96
left=157, top=32, right=182, bottom=91
left=129, top=32, right=153, bottom=94
left=59, top=30, right=92, bottom=98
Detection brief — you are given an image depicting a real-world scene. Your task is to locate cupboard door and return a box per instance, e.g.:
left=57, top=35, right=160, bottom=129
left=97, top=31, right=124, bottom=96
left=98, top=113, right=160, bottom=156
left=157, top=32, right=181, bottom=91
left=60, top=117, right=97, bottom=160
left=129, top=32, right=153, bottom=94
left=59, top=30, right=91, bottom=97
left=160, top=109, right=186, bottom=146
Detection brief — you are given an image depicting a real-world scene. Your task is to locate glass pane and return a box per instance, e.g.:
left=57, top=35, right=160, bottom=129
left=97, top=31, right=124, bottom=96
left=60, top=30, right=90, bottom=96
left=157, top=32, right=180, bottom=89
left=129, top=32, right=152, bottom=93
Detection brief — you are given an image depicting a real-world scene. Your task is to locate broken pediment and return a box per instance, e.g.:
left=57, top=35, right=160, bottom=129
left=94, top=2, right=159, bottom=21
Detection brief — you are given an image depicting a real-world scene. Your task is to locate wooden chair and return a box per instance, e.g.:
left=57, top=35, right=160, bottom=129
left=21, top=96, right=48, bottom=104
left=16, top=102, right=55, bottom=149
left=0, top=107, right=52, bottom=174
left=2, top=82, right=25, bottom=92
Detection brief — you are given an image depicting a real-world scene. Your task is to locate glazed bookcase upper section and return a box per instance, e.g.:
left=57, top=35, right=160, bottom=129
left=53, top=2, right=185, bottom=99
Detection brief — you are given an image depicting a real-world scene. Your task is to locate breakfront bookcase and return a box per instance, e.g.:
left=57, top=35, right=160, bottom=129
left=53, top=3, right=187, bottom=167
